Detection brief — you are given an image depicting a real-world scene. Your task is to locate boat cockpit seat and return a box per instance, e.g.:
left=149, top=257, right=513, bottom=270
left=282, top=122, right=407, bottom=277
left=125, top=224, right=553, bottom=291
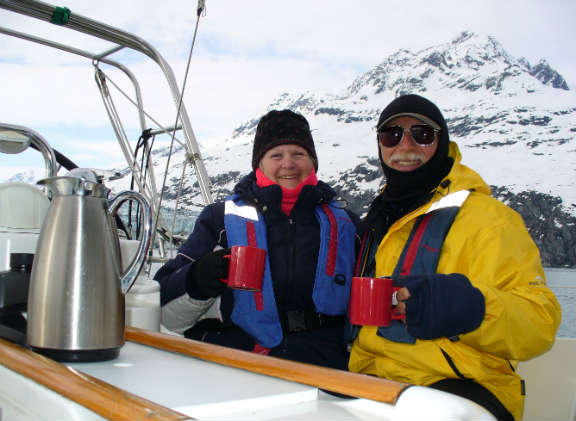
left=0, top=182, right=49, bottom=230
left=0, top=182, right=50, bottom=270
left=517, top=337, right=576, bottom=420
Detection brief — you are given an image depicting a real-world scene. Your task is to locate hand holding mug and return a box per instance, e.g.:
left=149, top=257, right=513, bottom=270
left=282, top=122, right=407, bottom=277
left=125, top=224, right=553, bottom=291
left=190, top=248, right=230, bottom=298
left=190, top=246, right=266, bottom=298
left=392, top=287, right=411, bottom=316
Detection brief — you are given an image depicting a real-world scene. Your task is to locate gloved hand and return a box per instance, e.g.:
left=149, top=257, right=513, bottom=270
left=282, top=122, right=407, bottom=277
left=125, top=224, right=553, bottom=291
left=400, top=273, right=485, bottom=340
left=186, top=248, right=230, bottom=299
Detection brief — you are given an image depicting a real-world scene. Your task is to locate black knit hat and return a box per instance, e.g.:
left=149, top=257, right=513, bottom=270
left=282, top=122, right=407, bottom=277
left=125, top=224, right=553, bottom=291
left=251, top=110, right=318, bottom=170
left=376, top=94, right=453, bottom=200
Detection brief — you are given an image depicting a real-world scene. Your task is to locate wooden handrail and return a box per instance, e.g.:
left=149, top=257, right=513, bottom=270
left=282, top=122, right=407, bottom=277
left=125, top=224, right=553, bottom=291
left=0, top=338, right=191, bottom=421
left=126, top=326, right=410, bottom=404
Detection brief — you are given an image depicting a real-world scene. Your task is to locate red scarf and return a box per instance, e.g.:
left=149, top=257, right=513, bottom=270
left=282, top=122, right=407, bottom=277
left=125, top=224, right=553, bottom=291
left=255, top=169, right=318, bottom=215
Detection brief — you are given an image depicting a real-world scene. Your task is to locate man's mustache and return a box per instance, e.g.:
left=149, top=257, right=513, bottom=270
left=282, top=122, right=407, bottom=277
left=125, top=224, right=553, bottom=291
left=389, top=152, right=426, bottom=163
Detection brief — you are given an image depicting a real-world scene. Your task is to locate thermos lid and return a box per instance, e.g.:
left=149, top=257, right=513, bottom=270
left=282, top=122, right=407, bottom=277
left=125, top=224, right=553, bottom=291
left=37, top=176, right=109, bottom=199
left=10, top=253, right=34, bottom=269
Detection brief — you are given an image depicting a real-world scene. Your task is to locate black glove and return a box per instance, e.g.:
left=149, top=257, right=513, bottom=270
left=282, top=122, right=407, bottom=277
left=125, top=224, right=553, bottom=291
left=401, top=273, right=485, bottom=340
left=186, top=248, right=230, bottom=299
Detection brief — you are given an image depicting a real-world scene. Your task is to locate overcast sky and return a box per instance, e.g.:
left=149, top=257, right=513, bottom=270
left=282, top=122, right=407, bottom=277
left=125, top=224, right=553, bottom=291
left=1, top=0, right=575, bottom=179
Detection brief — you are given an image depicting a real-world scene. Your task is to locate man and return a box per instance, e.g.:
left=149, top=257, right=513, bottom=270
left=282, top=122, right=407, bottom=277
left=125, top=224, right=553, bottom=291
left=349, top=94, right=561, bottom=420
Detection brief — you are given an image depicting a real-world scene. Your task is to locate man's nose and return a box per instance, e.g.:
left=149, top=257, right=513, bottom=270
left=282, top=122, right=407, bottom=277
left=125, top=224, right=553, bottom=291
left=396, top=128, right=414, bottom=149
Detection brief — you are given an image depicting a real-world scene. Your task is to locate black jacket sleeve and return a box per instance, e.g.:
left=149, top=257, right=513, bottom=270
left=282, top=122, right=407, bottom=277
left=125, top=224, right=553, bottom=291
left=154, top=202, right=227, bottom=305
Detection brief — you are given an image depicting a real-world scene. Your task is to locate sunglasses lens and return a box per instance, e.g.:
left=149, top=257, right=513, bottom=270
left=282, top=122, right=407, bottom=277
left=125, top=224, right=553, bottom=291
left=377, top=127, right=403, bottom=147
left=410, top=125, right=436, bottom=145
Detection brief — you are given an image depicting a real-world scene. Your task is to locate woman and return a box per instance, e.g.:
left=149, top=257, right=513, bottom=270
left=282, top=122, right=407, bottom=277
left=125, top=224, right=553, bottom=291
left=155, top=110, right=359, bottom=370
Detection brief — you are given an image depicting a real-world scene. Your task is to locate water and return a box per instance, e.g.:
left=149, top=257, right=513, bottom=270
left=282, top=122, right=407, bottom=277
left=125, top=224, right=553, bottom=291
left=545, top=267, right=576, bottom=338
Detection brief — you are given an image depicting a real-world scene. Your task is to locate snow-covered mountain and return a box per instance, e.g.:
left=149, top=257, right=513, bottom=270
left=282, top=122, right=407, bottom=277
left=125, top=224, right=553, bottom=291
left=6, top=31, right=576, bottom=266
left=152, top=31, right=576, bottom=266
left=159, top=31, right=575, bottom=207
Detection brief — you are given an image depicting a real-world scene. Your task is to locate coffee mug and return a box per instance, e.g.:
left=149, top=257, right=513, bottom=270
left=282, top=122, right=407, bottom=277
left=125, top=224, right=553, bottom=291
left=349, top=276, right=404, bottom=326
left=221, top=245, right=266, bottom=291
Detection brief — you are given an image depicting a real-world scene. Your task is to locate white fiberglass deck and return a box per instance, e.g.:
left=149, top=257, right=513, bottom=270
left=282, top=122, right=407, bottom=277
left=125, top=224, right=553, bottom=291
left=0, top=338, right=495, bottom=420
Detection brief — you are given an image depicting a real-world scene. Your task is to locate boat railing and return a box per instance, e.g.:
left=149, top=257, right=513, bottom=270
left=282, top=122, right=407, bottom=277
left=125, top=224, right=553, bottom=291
left=0, top=122, right=58, bottom=178
left=0, top=0, right=215, bottom=258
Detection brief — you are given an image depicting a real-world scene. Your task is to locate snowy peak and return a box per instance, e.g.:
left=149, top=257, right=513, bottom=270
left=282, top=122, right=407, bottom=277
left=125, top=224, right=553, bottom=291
left=6, top=169, right=42, bottom=184
left=231, top=31, right=572, bottom=143
left=346, top=31, right=569, bottom=98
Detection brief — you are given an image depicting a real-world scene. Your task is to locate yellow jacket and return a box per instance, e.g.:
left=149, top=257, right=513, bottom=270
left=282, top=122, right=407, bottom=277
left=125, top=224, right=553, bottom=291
left=349, top=142, right=562, bottom=420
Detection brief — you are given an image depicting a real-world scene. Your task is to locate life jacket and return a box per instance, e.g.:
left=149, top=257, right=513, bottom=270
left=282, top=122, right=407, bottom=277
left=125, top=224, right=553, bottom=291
left=354, top=190, right=470, bottom=344
left=224, top=195, right=356, bottom=348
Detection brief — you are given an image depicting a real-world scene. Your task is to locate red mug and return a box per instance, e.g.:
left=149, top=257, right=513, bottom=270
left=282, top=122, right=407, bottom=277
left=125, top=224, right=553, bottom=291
left=221, top=245, right=266, bottom=291
left=349, top=276, right=404, bottom=326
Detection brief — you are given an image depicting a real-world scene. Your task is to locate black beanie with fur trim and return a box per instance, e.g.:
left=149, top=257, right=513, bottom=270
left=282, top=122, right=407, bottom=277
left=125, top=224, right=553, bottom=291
left=251, top=110, right=318, bottom=171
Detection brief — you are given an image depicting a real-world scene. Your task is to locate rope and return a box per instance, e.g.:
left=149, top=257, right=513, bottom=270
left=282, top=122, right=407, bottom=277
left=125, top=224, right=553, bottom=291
left=94, top=68, right=134, bottom=170
left=152, top=1, right=206, bottom=256
left=92, top=60, right=188, bottom=259
left=90, top=68, right=187, bottom=150
left=128, top=129, right=156, bottom=240
left=90, top=1, right=208, bottom=257
left=168, top=158, right=189, bottom=258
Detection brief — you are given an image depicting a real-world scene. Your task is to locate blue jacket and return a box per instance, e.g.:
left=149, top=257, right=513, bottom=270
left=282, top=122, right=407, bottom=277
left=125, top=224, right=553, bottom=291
left=156, top=172, right=359, bottom=340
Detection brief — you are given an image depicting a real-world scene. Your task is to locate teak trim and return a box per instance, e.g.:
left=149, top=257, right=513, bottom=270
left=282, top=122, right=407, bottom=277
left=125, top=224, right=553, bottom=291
left=0, top=338, right=190, bottom=421
left=126, top=326, right=410, bottom=404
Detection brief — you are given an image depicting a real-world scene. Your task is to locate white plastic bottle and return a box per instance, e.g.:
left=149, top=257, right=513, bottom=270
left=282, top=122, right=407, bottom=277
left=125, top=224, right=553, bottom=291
left=125, top=276, right=161, bottom=331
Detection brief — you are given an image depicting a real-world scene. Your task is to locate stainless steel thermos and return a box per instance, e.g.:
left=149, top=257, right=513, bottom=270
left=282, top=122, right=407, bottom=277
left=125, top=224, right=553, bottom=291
left=27, top=176, right=151, bottom=362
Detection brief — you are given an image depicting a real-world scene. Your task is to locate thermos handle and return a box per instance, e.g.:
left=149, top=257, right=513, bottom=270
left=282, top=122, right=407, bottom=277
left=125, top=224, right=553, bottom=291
left=108, top=191, right=152, bottom=294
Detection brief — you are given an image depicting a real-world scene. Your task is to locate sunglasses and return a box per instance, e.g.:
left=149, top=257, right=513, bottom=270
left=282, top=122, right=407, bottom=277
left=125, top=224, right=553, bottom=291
left=377, top=124, right=439, bottom=148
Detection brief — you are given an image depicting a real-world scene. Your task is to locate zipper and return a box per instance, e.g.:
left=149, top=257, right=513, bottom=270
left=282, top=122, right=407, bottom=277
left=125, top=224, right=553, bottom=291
left=287, top=217, right=296, bottom=289
left=356, top=229, right=375, bottom=276
left=440, top=348, right=471, bottom=380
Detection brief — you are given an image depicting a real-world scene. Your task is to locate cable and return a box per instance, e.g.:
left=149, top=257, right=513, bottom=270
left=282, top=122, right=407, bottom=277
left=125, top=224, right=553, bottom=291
left=152, top=3, right=206, bottom=255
